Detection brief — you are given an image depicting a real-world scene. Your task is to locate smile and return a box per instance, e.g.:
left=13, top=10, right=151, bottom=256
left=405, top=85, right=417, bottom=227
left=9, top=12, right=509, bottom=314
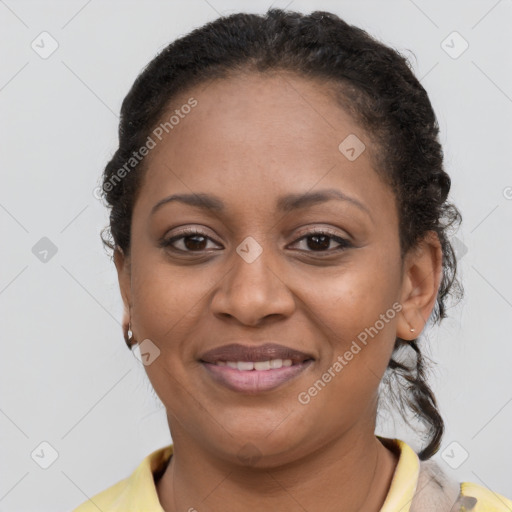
left=199, top=342, right=315, bottom=393
left=214, top=359, right=294, bottom=370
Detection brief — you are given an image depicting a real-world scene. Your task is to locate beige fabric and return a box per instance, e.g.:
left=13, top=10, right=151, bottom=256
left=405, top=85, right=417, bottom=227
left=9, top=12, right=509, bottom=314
left=409, top=459, right=471, bottom=512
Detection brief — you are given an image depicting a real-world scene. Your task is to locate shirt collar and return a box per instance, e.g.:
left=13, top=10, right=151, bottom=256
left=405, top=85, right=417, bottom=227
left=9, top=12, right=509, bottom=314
left=111, top=444, right=173, bottom=511
left=378, top=436, right=420, bottom=512
left=115, top=437, right=418, bottom=512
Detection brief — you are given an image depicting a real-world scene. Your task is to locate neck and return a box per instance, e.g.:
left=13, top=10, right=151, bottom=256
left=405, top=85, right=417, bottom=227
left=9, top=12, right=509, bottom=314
left=156, top=429, right=399, bottom=512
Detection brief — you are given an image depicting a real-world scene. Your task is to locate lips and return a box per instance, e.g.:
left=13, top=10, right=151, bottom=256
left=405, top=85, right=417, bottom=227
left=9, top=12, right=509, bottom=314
left=199, top=343, right=315, bottom=394
left=199, top=343, right=314, bottom=365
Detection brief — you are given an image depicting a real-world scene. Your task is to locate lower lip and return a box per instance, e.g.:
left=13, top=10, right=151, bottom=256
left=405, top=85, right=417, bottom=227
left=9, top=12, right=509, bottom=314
left=201, top=361, right=314, bottom=394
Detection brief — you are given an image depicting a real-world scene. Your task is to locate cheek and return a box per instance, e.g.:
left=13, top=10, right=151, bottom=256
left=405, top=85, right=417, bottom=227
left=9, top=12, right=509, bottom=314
left=294, top=282, right=399, bottom=438
left=294, top=256, right=400, bottom=337
left=129, top=254, right=217, bottom=339
left=292, top=254, right=401, bottom=386
left=127, top=258, right=211, bottom=409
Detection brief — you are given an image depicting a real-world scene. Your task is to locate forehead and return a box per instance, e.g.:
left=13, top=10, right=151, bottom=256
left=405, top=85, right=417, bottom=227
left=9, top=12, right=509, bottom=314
left=164, top=71, right=362, bottom=164
left=134, top=71, right=396, bottom=224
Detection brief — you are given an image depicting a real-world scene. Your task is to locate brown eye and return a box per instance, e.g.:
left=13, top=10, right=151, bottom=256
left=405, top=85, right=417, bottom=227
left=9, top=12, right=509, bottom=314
left=159, top=229, right=222, bottom=253
left=291, top=230, right=352, bottom=253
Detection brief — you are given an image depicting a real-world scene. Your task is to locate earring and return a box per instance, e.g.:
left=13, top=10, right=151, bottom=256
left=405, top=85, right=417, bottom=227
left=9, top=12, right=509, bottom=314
left=410, top=327, right=416, bottom=333
left=124, top=322, right=135, bottom=349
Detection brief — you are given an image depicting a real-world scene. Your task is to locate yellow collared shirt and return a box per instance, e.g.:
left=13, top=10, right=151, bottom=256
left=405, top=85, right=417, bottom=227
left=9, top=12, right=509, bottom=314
left=72, top=438, right=511, bottom=511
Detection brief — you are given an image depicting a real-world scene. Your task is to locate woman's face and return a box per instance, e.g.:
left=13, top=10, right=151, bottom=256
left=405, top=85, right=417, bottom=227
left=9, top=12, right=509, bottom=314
left=115, top=71, right=438, bottom=466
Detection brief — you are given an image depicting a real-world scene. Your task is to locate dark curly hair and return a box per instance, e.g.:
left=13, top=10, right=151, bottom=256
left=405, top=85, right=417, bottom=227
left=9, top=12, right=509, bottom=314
left=99, top=8, right=463, bottom=460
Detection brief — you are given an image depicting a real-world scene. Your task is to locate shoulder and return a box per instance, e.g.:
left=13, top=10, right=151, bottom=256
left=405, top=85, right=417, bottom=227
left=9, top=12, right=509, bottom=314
left=409, top=452, right=511, bottom=512
left=459, top=481, right=512, bottom=511
left=70, top=444, right=173, bottom=512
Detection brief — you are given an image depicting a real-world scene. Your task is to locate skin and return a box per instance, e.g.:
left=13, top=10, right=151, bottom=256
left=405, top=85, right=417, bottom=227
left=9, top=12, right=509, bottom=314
left=114, top=71, right=442, bottom=512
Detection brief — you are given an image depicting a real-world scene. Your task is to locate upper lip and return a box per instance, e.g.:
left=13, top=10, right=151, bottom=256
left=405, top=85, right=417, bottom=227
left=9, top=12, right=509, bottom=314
left=199, top=343, right=315, bottom=364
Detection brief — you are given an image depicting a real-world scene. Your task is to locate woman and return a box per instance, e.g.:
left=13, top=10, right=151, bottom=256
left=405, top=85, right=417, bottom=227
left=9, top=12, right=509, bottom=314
left=73, top=8, right=511, bottom=511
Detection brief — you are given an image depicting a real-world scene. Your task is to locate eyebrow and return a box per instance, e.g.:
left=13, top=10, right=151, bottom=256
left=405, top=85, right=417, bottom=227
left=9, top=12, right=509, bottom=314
left=150, top=188, right=372, bottom=219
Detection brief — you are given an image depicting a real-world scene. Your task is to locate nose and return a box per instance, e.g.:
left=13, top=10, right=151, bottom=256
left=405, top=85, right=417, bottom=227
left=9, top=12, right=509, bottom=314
left=210, top=246, right=296, bottom=327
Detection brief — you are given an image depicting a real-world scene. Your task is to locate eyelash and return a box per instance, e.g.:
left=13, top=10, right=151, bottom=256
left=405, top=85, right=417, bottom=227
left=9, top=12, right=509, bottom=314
left=158, top=227, right=353, bottom=255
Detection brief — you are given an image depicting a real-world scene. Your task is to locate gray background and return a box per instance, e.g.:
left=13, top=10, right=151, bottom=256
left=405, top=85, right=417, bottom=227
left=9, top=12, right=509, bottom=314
left=0, top=0, right=511, bottom=510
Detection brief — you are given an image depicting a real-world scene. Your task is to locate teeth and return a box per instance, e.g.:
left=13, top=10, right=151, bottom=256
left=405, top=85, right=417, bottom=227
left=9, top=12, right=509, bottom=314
left=217, top=359, right=294, bottom=370
left=254, top=360, right=270, bottom=370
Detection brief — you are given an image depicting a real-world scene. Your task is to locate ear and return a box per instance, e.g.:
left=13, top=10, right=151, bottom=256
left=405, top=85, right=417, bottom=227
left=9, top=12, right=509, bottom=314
left=397, top=231, right=443, bottom=340
left=114, top=248, right=132, bottom=330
